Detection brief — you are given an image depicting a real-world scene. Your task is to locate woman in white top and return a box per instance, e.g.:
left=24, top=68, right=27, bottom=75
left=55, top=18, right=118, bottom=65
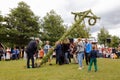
left=6, top=47, right=11, bottom=60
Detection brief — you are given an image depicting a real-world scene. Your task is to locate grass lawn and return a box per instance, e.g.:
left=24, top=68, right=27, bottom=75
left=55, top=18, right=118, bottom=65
left=0, top=58, right=120, bottom=80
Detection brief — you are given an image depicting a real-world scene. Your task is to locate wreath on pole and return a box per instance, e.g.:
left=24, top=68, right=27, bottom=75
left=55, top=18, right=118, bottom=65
left=88, top=17, right=96, bottom=26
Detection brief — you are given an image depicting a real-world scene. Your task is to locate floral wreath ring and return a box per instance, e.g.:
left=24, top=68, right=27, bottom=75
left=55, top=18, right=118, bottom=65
left=88, top=17, right=96, bottom=26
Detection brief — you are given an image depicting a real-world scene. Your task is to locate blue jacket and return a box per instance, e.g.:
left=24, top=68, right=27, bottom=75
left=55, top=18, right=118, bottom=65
left=85, top=43, right=92, bottom=53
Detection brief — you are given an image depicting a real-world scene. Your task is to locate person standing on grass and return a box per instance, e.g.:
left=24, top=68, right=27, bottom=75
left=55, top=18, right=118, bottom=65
left=26, top=39, right=39, bottom=68
left=71, top=42, right=78, bottom=64
left=54, top=41, right=63, bottom=65
left=43, top=41, right=52, bottom=65
left=0, top=45, right=4, bottom=61
left=62, top=39, right=71, bottom=64
left=6, top=47, right=11, bottom=61
left=84, top=39, right=92, bottom=65
left=76, top=38, right=85, bottom=70
left=88, top=45, right=98, bottom=72
left=39, top=47, right=44, bottom=59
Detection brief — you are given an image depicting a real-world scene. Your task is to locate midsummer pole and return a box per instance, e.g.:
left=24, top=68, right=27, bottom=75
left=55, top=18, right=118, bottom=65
left=39, top=9, right=100, bottom=66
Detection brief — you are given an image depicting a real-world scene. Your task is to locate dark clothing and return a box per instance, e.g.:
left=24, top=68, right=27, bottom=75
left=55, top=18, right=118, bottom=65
left=62, top=43, right=71, bottom=64
left=0, top=47, right=4, bottom=61
left=62, top=43, right=70, bottom=53
left=0, top=49, right=3, bottom=56
left=90, top=50, right=97, bottom=58
left=112, top=48, right=116, bottom=53
left=0, top=49, right=4, bottom=61
left=0, top=43, right=4, bottom=61
left=55, top=44, right=62, bottom=54
left=27, top=54, right=34, bottom=68
left=61, top=44, right=65, bottom=64
left=85, top=53, right=90, bottom=65
left=26, top=40, right=37, bottom=55
left=88, top=50, right=98, bottom=72
left=26, top=40, right=38, bottom=68
left=54, top=44, right=62, bottom=65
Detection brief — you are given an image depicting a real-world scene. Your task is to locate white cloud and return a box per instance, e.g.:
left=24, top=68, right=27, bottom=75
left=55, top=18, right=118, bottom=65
left=91, top=0, right=120, bottom=14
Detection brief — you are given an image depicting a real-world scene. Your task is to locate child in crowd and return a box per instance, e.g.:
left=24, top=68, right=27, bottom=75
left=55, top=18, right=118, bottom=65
left=88, top=45, right=98, bottom=72
left=39, top=47, right=44, bottom=59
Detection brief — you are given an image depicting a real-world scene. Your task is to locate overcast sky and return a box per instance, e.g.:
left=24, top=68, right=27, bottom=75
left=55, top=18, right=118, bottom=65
left=0, top=0, right=120, bottom=38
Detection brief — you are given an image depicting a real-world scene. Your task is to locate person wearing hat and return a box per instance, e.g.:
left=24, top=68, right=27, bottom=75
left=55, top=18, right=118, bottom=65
left=26, top=39, right=39, bottom=68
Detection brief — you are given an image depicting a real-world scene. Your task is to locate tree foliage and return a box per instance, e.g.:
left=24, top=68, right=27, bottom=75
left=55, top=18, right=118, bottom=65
left=0, top=12, right=3, bottom=22
left=111, top=36, right=119, bottom=47
left=68, top=23, right=90, bottom=38
left=4, top=1, right=40, bottom=46
left=0, top=12, right=8, bottom=43
left=40, top=10, right=66, bottom=43
left=97, top=27, right=111, bottom=46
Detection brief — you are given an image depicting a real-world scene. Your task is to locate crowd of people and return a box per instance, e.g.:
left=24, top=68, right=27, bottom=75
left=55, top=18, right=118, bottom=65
left=24, top=38, right=98, bottom=72
left=97, top=46, right=120, bottom=59
left=0, top=45, right=21, bottom=61
left=1, top=38, right=120, bottom=72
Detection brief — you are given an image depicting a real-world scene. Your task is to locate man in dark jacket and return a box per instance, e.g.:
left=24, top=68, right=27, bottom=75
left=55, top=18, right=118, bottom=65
left=26, top=39, right=39, bottom=68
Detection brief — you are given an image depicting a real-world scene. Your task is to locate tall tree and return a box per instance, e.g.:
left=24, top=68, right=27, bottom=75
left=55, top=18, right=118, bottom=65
left=0, top=12, right=7, bottom=43
left=111, top=36, right=119, bottom=47
left=97, top=27, right=111, bottom=46
left=40, top=10, right=66, bottom=43
left=4, top=1, right=40, bottom=46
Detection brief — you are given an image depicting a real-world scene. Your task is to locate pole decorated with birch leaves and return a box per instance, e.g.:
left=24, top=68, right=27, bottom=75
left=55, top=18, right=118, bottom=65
left=39, top=9, right=100, bottom=66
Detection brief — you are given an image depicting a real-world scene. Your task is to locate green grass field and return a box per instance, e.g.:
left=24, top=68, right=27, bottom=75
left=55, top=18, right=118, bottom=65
left=0, top=58, right=120, bottom=80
